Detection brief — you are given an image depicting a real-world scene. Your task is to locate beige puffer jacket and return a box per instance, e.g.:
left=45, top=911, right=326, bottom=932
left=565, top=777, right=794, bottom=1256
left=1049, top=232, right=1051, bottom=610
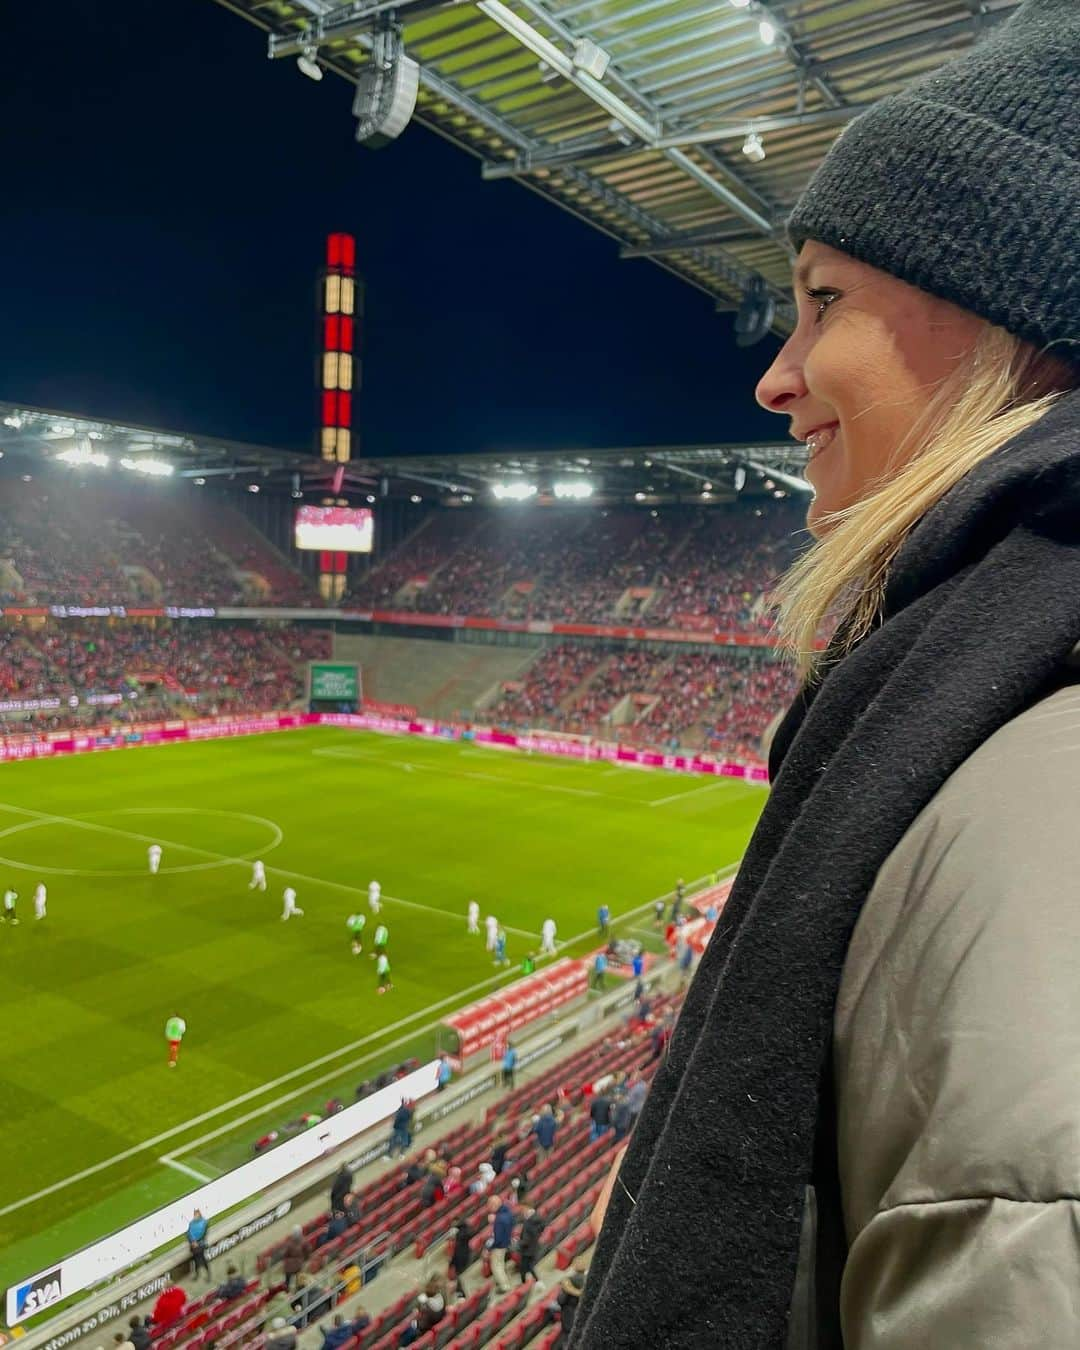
left=788, top=670, right=1080, bottom=1348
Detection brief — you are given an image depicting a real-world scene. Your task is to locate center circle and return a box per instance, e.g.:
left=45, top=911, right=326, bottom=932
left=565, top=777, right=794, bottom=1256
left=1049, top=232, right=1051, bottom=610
left=0, top=807, right=283, bottom=877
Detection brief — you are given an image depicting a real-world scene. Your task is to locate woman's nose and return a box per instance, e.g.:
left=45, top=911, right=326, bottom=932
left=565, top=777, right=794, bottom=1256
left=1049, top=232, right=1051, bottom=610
left=755, top=339, right=807, bottom=413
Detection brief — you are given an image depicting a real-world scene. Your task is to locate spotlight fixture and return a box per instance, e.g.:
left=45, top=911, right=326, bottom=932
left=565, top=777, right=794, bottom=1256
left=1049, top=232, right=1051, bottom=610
left=297, top=46, right=324, bottom=81
left=56, top=445, right=109, bottom=468
left=410, top=493, right=422, bottom=503
left=492, top=483, right=537, bottom=502
left=742, top=131, right=766, bottom=162
left=248, top=483, right=260, bottom=493
left=759, top=19, right=777, bottom=45
left=194, top=477, right=206, bottom=486
left=365, top=494, right=376, bottom=504
left=120, top=457, right=173, bottom=477
left=553, top=480, right=594, bottom=500
left=291, top=489, right=303, bottom=500
left=572, top=38, right=611, bottom=81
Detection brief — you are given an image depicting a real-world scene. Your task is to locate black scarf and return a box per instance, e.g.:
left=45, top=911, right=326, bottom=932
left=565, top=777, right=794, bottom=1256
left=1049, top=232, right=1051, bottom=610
left=569, top=389, right=1080, bottom=1349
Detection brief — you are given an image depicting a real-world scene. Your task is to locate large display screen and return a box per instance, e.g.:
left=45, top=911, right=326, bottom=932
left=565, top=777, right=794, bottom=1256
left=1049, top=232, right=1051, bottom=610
left=294, top=505, right=374, bottom=553
left=310, top=663, right=361, bottom=702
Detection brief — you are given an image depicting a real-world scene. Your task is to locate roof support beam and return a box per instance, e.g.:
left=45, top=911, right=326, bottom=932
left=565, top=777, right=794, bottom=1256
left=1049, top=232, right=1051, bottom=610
left=267, top=0, right=452, bottom=58
left=620, top=220, right=777, bottom=258
left=474, top=0, right=774, bottom=240
left=482, top=103, right=866, bottom=181
left=656, top=102, right=870, bottom=151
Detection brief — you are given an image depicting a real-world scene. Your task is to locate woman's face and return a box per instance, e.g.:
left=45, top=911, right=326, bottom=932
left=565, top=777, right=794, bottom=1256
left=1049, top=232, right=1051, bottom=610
left=755, top=241, right=985, bottom=534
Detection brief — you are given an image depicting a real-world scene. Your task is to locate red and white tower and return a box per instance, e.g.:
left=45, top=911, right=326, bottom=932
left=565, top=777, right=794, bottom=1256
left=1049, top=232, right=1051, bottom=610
left=318, top=231, right=358, bottom=601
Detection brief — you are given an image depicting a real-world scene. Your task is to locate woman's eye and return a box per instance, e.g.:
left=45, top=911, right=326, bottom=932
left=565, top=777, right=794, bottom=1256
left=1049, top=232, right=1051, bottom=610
left=805, top=287, right=839, bottom=323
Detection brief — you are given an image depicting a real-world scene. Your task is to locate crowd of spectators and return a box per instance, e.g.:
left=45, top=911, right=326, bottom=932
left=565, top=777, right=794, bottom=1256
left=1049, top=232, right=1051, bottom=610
left=486, top=643, right=604, bottom=724
left=702, top=653, right=800, bottom=761
left=0, top=477, right=316, bottom=607
left=486, top=640, right=797, bottom=761
left=349, top=512, right=477, bottom=609
left=349, top=502, right=802, bottom=633
left=0, top=621, right=331, bottom=735
left=649, top=505, right=803, bottom=630
left=563, top=648, right=672, bottom=730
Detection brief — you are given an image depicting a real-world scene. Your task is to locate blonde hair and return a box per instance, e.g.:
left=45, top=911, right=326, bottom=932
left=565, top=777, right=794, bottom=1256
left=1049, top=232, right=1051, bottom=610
left=773, top=325, right=1075, bottom=675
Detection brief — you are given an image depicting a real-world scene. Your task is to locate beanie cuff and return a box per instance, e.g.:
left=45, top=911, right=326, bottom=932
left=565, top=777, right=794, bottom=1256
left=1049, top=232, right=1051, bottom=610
left=787, top=95, right=1080, bottom=361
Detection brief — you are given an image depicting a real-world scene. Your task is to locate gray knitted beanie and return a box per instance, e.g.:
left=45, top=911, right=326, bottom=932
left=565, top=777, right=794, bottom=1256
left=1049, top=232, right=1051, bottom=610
left=788, top=0, right=1079, bottom=362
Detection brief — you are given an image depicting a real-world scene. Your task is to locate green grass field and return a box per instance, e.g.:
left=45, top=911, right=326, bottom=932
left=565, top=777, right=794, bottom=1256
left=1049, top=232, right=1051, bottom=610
left=0, top=726, right=764, bottom=1293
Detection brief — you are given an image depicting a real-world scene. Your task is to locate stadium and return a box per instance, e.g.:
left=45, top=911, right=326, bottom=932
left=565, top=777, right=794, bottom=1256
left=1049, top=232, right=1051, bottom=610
left=4, top=2, right=1070, bottom=1350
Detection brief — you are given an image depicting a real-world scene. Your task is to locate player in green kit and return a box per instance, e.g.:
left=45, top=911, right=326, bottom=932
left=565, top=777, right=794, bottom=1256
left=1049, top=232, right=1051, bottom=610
left=165, top=1013, right=187, bottom=1068
left=347, top=913, right=366, bottom=955
left=372, top=923, right=388, bottom=960
left=376, top=952, right=392, bottom=993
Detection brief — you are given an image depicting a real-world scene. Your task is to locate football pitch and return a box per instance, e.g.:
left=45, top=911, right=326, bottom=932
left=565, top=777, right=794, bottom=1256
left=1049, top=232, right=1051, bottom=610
left=0, top=726, right=765, bottom=1291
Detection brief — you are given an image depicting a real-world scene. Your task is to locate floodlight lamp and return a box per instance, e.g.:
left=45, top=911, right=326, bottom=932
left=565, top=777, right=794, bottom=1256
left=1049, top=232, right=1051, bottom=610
left=742, top=131, right=766, bottom=162
left=492, top=483, right=537, bottom=502
left=297, top=47, right=324, bottom=81
left=56, top=445, right=109, bottom=468
left=759, top=19, right=777, bottom=45
left=120, top=456, right=174, bottom=477
left=553, top=481, right=594, bottom=500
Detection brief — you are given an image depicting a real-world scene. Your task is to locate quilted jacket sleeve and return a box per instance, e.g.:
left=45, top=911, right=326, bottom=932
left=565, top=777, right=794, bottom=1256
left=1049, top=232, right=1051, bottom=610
left=833, top=681, right=1080, bottom=1349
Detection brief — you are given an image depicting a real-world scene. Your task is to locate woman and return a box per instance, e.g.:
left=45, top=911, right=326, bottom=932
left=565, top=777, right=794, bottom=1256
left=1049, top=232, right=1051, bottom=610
left=572, top=3, right=1078, bottom=1347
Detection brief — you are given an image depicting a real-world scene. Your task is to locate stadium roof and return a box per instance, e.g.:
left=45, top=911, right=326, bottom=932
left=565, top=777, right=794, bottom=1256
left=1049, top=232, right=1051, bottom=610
left=212, top=0, right=1020, bottom=332
left=0, top=399, right=805, bottom=503
left=0, top=401, right=314, bottom=483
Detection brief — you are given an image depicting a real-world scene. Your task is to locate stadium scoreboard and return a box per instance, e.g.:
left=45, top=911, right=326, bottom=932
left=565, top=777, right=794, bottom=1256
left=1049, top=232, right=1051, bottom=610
left=294, top=505, right=373, bottom=553
left=308, top=662, right=361, bottom=706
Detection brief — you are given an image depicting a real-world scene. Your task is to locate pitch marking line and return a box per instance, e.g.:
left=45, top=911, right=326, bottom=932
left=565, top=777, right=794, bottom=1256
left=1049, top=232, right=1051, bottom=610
left=170, top=862, right=741, bottom=1164
left=313, top=744, right=603, bottom=799
left=0, top=957, right=548, bottom=1219
left=0, top=861, right=740, bottom=1217
left=160, top=1156, right=215, bottom=1184
left=649, top=778, right=760, bottom=807
left=0, top=799, right=538, bottom=940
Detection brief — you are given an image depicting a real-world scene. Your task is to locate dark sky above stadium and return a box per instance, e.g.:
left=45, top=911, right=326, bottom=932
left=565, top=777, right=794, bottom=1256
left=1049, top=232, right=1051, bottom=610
left=0, top=1, right=782, bottom=458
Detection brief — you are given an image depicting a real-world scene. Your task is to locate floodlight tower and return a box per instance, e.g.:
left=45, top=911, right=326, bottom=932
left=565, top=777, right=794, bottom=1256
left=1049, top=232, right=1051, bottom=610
left=317, top=232, right=359, bottom=601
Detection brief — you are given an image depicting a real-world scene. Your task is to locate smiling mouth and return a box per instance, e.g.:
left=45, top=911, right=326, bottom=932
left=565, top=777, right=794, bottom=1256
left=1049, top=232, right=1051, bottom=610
left=804, top=424, right=839, bottom=462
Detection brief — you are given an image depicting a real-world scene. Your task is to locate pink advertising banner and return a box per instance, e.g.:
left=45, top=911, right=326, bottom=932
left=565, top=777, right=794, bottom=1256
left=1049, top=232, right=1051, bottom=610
left=0, top=711, right=770, bottom=783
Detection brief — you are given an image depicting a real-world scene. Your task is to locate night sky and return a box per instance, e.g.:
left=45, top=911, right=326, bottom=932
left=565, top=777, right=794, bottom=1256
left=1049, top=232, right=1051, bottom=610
left=0, top=0, right=782, bottom=458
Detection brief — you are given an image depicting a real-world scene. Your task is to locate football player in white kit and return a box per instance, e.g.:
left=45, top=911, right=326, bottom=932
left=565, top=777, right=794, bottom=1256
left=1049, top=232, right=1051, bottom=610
left=249, top=860, right=267, bottom=891
left=368, top=879, right=382, bottom=914
left=467, top=900, right=480, bottom=934
left=34, top=883, right=47, bottom=921
left=281, top=887, right=304, bottom=920
left=484, top=914, right=499, bottom=952
left=148, top=844, right=162, bottom=874
left=540, top=917, right=557, bottom=955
